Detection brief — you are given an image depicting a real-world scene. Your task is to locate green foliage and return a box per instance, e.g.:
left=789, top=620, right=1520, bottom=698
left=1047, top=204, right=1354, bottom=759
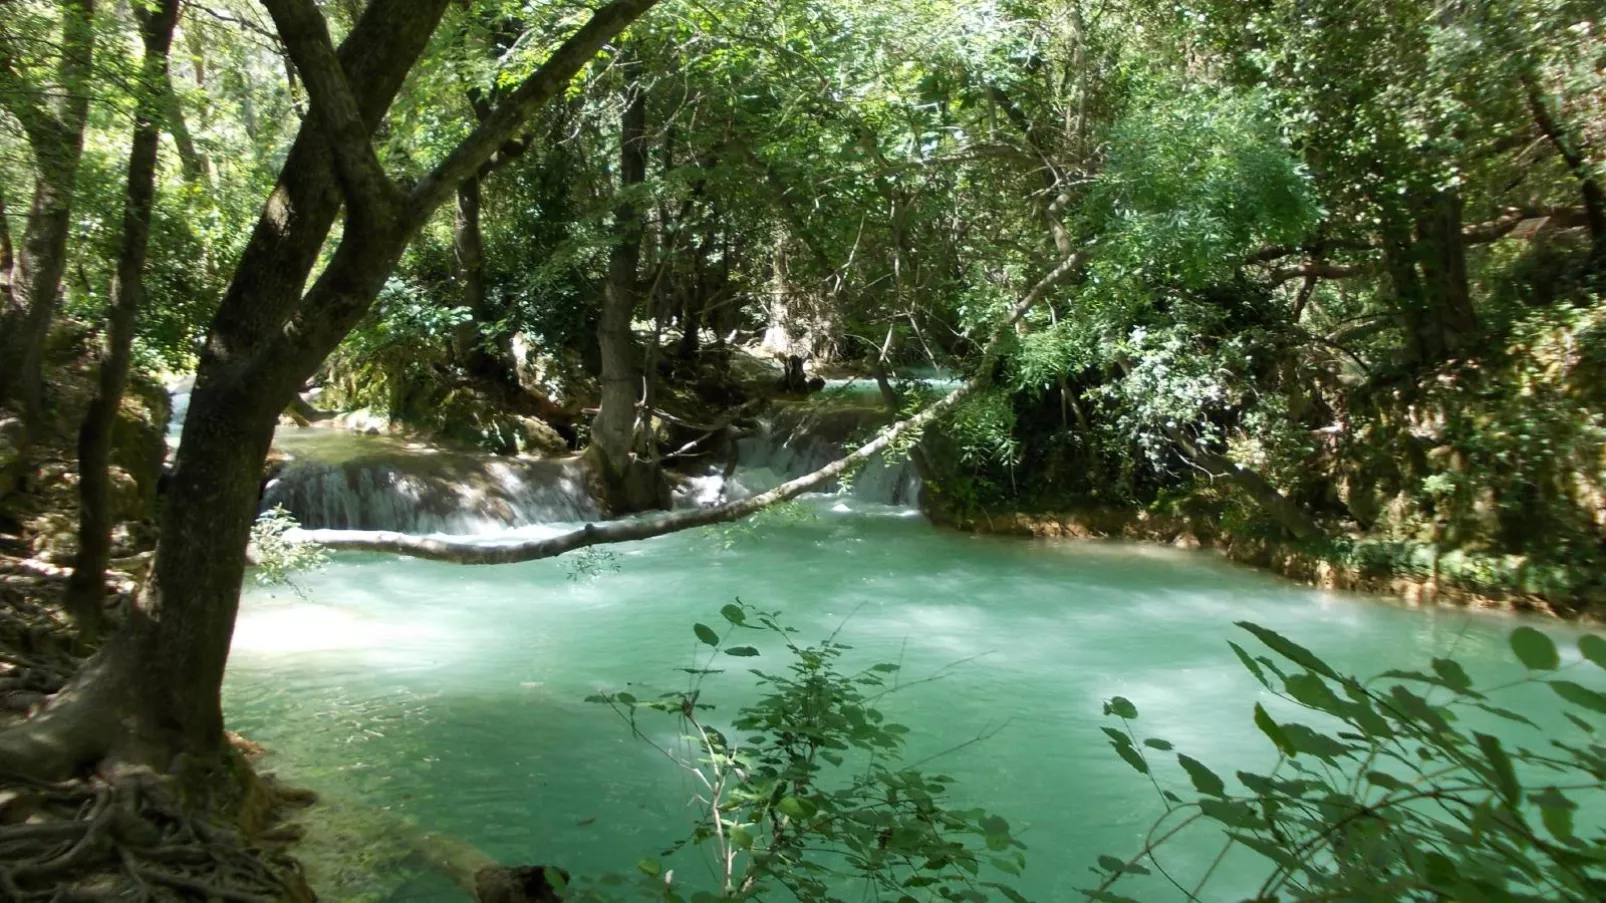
left=247, top=506, right=327, bottom=588
left=1095, top=623, right=1606, bottom=902
left=578, top=603, right=1027, bottom=902
left=701, top=501, right=817, bottom=551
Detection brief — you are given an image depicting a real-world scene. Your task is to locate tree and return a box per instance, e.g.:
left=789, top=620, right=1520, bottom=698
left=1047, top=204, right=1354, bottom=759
left=62, top=0, right=184, bottom=643
left=0, top=0, right=97, bottom=450
left=0, top=0, right=662, bottom=787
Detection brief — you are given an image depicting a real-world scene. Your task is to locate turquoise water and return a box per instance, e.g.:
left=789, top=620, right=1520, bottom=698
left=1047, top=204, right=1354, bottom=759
left=223, top=500, right=1602, bottom=901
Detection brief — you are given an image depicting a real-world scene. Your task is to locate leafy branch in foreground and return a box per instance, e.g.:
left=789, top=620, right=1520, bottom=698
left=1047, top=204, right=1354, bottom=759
left=1091, top=624, right=1606, bottom=902
left=248, top=505, right=328, bottom=590
left=575, top=601, right=1027, bottom=903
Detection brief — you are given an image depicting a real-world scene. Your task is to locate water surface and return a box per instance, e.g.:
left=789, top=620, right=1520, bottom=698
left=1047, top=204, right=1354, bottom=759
left=223, top=499, right=1602, bottom=901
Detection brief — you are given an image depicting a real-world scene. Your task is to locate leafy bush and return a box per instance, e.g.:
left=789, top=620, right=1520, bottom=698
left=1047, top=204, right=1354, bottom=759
left=1093, top=623, right=1606, bottom=902
left=577, top=602, right=1027, bottom=903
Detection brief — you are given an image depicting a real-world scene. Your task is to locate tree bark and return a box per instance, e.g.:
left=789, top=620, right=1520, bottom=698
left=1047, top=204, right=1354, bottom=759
left=0, top=0, right=661, bottom=784
left=63, top=0, right=183, bottom=643
left=591, top=59, right=668, bottom=513
left=0, top=0, right=97, bottom=434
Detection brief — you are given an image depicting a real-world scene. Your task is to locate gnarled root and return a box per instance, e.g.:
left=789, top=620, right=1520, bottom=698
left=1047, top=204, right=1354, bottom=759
left=0, top=768, right=313, bottom=902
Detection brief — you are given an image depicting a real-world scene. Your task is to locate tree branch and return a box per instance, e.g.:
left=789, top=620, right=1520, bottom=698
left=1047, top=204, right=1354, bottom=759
left=258, top=0, right=401, bottom=220
left=301, top=248, right=1091, bottom=563
left=1251, top=206, right=1592, bottom=265
left=405, top=0, right=662, bottom=223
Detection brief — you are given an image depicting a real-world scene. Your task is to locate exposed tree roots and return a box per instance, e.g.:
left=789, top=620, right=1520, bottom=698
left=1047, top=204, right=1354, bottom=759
left=0, top=769, right=314, bottom=903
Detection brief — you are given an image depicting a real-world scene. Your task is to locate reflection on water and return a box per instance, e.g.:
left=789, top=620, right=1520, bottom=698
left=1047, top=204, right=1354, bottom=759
left=225, top=500, right=1601, bottom=901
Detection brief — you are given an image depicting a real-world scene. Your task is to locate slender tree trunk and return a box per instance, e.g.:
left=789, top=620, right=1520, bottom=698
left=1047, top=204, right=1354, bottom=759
left=0, top=0, right=97, bottom=434
left=1525, top=78, right=1606, bottom=260
left=164, top=76, right=210, bottom=185
left=0, top=192, right=13, bottom=307
left=591, top=61, right=667, bottom=513
left=451, top=173, right=517, bottom=388
left=64, top=0, right=183, bottom=643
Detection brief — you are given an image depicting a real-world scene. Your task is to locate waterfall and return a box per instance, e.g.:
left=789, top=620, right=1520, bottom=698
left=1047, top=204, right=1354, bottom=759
left=262, top=449, right=597, bottom=533
left=677, top=404, right=922, bottom=509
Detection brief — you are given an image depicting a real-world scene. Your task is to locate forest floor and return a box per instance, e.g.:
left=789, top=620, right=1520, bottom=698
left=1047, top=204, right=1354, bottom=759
left=0, top=516, right=320, bottom=903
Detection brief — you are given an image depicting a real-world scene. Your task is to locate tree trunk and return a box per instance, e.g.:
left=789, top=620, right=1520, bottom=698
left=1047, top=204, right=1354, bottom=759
left=164, top=75, right=210, bottom=186
left=1525, top=77, right=1606, bottom=261
left=451, top=173, right=517, bottom=387
left=1413, top=189, right=1477, bottom=357
left=1168, top=428, right=1322, bottom=541
left=0, top=0, right=660, bottom=784
left=63, top=0, right=183, bottom=643
left=591, top=61, right=668, bottom=513
left=0, top=192, right=13, bottom=307
left=0, top=0, right=97, bottom=434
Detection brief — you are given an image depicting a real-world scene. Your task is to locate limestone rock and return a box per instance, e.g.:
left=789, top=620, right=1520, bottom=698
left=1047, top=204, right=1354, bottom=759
left=515, top=416, right=568, bottom=457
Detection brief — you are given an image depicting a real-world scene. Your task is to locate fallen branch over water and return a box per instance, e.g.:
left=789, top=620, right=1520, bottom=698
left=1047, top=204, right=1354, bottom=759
left=297, top=249, right=1090, bottom=566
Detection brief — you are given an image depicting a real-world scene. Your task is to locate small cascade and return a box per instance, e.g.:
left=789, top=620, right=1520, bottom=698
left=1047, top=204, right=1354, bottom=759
left=262, top=440, right=596, bottom=533
left=677, top=404, right=922, bottom=509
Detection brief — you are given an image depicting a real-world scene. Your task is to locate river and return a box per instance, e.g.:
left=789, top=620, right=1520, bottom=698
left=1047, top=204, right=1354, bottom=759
left=221, top=472, right=1600, bottom=901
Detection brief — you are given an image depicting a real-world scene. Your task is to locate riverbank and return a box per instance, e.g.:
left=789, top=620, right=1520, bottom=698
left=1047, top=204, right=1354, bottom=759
left=930, top=505, right=1603, bottom=621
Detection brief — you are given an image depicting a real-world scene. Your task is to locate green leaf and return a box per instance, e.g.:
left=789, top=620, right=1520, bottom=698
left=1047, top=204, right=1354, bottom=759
left=1228, top=641, right=1270, bottom=688
left=719, top=603, right=746, bottom=625
left=694, top=623, right=720, bottom=647
left=776, top=796, right=807, bottom=819
left=1095, top=855, right=1148, bottom=876
left=1110, top=740, right=1149, bottom=775
left=1509, top=626, right=1559, bottom=670
left=637, top=857, right=663, bottom=876
left=1550, top=680, right=1606, bottom=714
left=1284, top=672, right=1343, bottom=712
left=1579, top=634, right=1606, bottom=670
left=1142, top=738, right=1174, bottom=751
left=730, top=823, right=756, bottom=849
left=1365, top=771, right=1404, bottom=791
left=1532, top=787, right=1577, bottom=842
left=1177, top=754, right=1224, bottom=796
left=1475, top=732, right=1520, bottom=806
left=1564, top=712, right=1595, bottom=734
left=1431, top=658, right=1473, bottom=693
left=1236, top=622, right=1338, bottom=678
left=1254, top=703, right=1296, bottom=757
left=871, top=663, right=901, bottom=673
left=1103, top=696, right=1138, bottom=719
left=614, top=691, right=637, bottom=705
left=725, top=646, right=760, bottom=657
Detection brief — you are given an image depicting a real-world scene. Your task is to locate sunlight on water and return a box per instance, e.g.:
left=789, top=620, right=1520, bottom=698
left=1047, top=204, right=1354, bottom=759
left=224, top=500, right=1602, bottom=902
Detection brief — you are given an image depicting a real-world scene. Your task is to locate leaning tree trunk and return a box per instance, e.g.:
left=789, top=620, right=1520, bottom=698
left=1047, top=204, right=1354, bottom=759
left=0, top=0, right=660, bottom=785
left=590, top=63, right=669, bottom=513
left=63, top=0, right=183, bottom=643
left=0, top=0, right=97, bottom=440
